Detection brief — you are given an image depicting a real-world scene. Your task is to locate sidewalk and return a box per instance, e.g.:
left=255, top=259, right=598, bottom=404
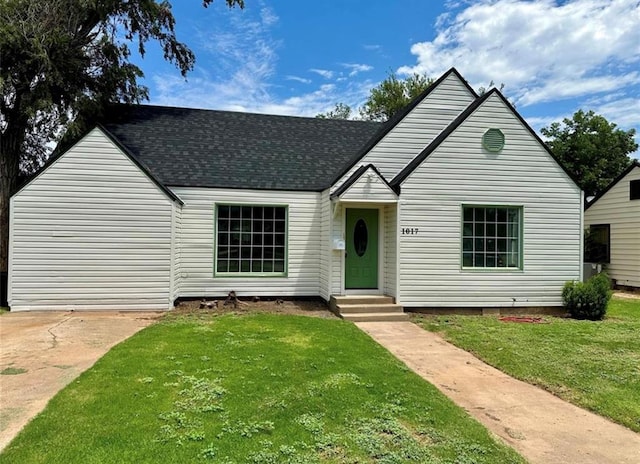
left=356, top=321, right=640, bottom=464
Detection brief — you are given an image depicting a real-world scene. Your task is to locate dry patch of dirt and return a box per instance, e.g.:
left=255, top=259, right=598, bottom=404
left=172, top=298, right=337, bottom=319
left=614, top=290, right=640, bottom=300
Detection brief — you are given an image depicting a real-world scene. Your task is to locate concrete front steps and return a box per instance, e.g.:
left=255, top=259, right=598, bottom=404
left=330, top=295, right=408, bottom=322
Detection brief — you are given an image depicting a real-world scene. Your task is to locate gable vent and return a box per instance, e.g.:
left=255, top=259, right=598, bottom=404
left=482, top=128, right=505, bottom=153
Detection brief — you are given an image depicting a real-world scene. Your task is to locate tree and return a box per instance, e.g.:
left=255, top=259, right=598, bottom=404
left=316, top=103, right=352, bottom=120
left=541, top=110, right=638, bottom=196
left=314, top=72, right=434, bottom=122
left=359, top=72, right=433, bottom=121
left=0, top=0, right=244, bottom=304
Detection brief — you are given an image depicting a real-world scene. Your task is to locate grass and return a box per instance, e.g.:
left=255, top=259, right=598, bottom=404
left=1, top=313, right=524, bottom=464
left=0, top=307, right=9, bottom=314
left=0, top=367, right=28, bottom=375
left=413, top=297, right=640, bottom=432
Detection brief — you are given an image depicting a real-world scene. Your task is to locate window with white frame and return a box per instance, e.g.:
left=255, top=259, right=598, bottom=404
left=462, top=206, right=522, bottom=269
left=216, top=205, right=287, bottom=274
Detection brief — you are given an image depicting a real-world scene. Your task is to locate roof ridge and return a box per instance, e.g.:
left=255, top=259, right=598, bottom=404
left=108, top=102, right=381, bottom=126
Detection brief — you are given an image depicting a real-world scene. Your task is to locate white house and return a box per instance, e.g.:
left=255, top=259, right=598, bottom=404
left=8, top=68, right=583, bottom=314
left=584, top=161, right=640, bottom=289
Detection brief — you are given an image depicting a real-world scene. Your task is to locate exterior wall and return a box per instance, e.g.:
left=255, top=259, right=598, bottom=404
left=338, top=168, right=398, bottom=202
left=9, top=128, right=175, bottom=311
left=332, top=73, right=475, bottom=193
left=172, top=203, right=183, bottom=301
left=329, top=202, right=393, bottom=296
left=584, top=166, right=640, bottom=288
left=170, top=187, right=323, bottom=297
left=319, top=189, right=331, bottom=301
left=330, top=203, right=343, bottom=295
left=398, top=93, right=582, bottom=307
left=383, top=203, right=397, bottom=298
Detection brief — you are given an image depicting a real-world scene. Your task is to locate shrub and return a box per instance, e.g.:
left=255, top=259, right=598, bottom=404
left=562, top=273, right=612, bottom=320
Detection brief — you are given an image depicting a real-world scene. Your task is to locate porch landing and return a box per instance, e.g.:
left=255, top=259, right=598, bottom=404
left=330, top=295, right=408, bottom=322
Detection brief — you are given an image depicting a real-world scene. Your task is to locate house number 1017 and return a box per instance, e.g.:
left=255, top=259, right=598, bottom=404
left=401, top=228, right=418, bottom=235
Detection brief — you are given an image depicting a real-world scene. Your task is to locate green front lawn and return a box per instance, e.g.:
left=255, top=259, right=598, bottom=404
left=414, top=297, right=640, bottom=432
left=2, top=313, right=524, bottom=463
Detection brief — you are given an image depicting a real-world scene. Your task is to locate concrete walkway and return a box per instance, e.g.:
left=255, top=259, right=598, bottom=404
left=356, top=321, right=640, bottom=464
left=0, top=311, right=160, bottom=451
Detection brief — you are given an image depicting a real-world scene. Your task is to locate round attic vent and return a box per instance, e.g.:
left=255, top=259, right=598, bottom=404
left=482, top=128, right=505, bottom=153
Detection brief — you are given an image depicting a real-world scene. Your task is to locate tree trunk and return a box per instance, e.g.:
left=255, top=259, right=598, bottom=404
left=0, top=132, right=21, bottom=307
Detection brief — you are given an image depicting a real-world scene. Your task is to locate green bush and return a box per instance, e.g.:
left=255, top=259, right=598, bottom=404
left=562, top=273, right=612, bottom=320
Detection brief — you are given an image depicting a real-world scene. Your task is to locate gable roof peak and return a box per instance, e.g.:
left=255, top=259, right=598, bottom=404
left=391, top=87, right=582, bottom=189
left=585, top=159, right=640, bottom=210
left=331, top=163, right=398, bottom=199
left=329, top=67, right=479, bottom=187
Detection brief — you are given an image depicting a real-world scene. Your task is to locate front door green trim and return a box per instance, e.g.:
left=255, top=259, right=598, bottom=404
left=345, top=208, right=379, bottom=289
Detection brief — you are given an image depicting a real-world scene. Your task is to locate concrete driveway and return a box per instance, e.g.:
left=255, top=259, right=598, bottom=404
left=0, top=311, right=161, bottom=451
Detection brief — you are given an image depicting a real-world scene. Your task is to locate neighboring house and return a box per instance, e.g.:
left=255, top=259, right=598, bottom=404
left=584, top=160, right=640, bottom=289
left=8, top=68, right=583, bottom=312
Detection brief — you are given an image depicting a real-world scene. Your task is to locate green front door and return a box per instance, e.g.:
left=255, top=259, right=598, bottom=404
left=345, top=208, right=378, bottom=289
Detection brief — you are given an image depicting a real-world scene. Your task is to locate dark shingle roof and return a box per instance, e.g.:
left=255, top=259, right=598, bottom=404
left=101, top=104, right=381, bottom=191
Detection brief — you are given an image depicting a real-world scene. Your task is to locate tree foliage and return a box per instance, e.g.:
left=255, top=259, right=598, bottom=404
left=541, top=110, right=638, bottom=196
left=316, top=103, right=352, bottom=120
left=0, top=0, right=244, bottom=296
left=315, top=72, right=433, bottom=122
left=359, top=72, right=433, bottom=121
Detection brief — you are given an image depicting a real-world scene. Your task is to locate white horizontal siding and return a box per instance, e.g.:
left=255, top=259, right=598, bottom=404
left=384, top=203, right=397, bottom=298
left=330, top=203, right=344, bottom=295
left=9, top=128, right=174, bottom=311
left=171, top=187, right=323, bottom=297
left=584, top=166, right=640, bottom=288
left=338, top=167, right=398, bottom=202
left=398, top=93, right=582, bottom=307
left=319, top=189, right=331, bottom=301
left=332, top=73, right=475, bottom=193
left=172, top=204, right=182, bottom=301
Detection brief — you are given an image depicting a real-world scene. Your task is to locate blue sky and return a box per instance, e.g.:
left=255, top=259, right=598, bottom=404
left=134, top=0, right=640, bottom=157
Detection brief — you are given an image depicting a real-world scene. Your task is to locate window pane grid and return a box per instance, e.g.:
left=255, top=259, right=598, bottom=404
left=216, top=205, right=286, bottom=274
left=462, top=206, right=521, bottom=268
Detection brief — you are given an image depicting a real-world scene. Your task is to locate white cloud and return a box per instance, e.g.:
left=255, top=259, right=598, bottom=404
left=518, top=72, right=640, bottom=106
left=153, top=3, right=281, bottom=109
left=398, top=0, right=640, bottom=158
left=398, top=0, right=640, bottom=107
left=149, top=3, right=376, bottom=118
left=310, top=68, right=334, bottom=79
left=285, top=75, right=312, bottom=84
left=593, top=97, right=640, bottom=131
left=260, top=7, right=279, bottom=26
left=341, top=63, right=374, bottom=77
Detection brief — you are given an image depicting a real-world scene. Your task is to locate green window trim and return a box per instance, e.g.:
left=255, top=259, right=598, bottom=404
left=214, top=203, right=289, bottom=277
left=461, top=205, right=523, bottom=271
